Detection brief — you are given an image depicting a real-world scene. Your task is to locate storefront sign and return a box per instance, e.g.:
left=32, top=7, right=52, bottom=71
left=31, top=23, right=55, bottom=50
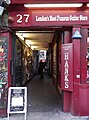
left=9, top=9, right=89, bottom=28
left=35, top=15, right=88, bottom=22
left=61, top=43, right=73, bottom=91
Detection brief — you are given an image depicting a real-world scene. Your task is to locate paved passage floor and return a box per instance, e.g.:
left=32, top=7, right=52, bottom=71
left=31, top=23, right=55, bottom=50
left=27, top=75, right=62, bottom=113
left=0, top=75, right=89, bottom=120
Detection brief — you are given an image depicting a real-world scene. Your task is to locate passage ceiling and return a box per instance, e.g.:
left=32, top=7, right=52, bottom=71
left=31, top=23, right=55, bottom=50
left=16, top=31, right=54, bottom=50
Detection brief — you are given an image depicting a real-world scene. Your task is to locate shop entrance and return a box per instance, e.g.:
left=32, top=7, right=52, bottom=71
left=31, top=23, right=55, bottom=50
left=11, top=28, right=63, bottom=113
left=12, top=29, right=55, bottom=86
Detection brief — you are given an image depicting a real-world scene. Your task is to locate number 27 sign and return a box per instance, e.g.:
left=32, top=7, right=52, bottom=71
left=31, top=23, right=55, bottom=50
left=16, top=14, right=30, bottom=23
left=10, top=12, right=31, bottom=27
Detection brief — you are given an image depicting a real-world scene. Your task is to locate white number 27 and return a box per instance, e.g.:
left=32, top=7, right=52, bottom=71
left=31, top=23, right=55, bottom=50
left=17, top=14, right=30, bottom=23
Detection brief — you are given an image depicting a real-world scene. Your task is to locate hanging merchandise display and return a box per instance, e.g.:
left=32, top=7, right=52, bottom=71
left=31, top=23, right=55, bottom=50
left=0, top=0, right=11, bottom=27
left=0, top=6, right=4, bottom=16
left=0, top=36, right=8, bottom=109
left=22, top=45, right=33, bottom=85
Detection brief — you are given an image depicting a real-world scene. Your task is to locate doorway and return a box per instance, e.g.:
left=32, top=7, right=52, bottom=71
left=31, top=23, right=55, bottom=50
left=11, top=29, right=63, bottom=113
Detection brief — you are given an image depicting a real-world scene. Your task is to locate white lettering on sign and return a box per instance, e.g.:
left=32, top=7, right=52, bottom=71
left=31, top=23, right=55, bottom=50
left=36, top=16, right=50, bottom=21
left=36, top=15, right=88, bottom=22
left=64, top=53, right=69, bottom=88
left=17, top=14, right=30, bottom=23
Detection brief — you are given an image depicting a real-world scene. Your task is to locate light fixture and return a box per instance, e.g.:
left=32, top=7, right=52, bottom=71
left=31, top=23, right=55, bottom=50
left=87, top=37, right=89, bottom=42
left=87, top=3, right=89, bottom=7
left=31, top=46, right=37, bottom=50
left=25, top=40, right=33, bottom=45
left=24, top=3, right=83, bottom=8
left=16, top=33, right=24, bottom=41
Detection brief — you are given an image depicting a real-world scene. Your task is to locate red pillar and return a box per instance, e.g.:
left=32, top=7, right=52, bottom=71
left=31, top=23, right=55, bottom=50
left=63, top=91, right=72, bottom=112
left=70, top=27, right=89, bottom=116
left=71, top=27, right=81, bottom=115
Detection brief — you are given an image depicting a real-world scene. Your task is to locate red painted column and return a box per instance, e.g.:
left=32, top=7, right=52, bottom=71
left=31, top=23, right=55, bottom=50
left=71, top=27, right=81, bottom=115
left=79, top=28, right=89, bottom=116
left=63, top=91, right=72, bottom=112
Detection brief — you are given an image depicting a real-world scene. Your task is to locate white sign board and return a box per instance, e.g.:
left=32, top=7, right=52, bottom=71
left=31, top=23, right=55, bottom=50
left=7, top=87, right=27, bottom=120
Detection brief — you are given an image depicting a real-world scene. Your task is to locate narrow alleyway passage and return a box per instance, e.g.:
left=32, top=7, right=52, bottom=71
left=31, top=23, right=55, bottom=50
left=27, top=75, right=62, bottom=112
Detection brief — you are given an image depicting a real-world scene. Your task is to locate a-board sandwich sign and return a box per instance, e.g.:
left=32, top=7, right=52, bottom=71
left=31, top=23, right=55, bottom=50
left=7, top=87, right=27, bottom=120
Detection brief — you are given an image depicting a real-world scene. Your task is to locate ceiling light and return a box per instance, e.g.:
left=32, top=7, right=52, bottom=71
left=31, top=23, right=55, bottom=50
left=26, top=40, right=33, bottom=44
left=87, top=3, right=89, bottom=7
left=31, top=46, right=38, bottom=50
left=24, top=3, right=83, bottom=8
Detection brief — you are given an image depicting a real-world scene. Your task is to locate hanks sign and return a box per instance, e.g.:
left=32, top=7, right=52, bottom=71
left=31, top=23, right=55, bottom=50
left=64, top=53, right=69, bottom=88
left=61, top=43, right=73, bottom=91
